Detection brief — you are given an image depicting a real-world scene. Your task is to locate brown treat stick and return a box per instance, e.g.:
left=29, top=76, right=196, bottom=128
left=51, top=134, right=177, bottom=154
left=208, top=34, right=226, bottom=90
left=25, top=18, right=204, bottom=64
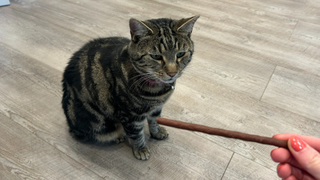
left=157, top=117, right=288, bottom=149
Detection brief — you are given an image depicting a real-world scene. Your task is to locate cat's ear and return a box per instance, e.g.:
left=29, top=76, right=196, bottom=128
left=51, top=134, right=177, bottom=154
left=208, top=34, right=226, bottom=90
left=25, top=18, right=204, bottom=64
left=129, top=18, right=154, bottom=42
left=175, top=15, right=200, bottom=36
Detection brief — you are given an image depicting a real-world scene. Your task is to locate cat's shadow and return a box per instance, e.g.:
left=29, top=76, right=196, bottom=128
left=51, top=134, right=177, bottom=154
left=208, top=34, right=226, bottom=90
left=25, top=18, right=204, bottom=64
left=65, top=128, right=159, bottom=172
left=63, top=126, right=175, bottom=179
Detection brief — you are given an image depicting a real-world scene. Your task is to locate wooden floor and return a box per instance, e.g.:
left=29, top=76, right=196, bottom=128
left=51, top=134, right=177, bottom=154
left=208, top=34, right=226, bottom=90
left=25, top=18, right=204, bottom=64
left=1, top=0, right=320, bottom=179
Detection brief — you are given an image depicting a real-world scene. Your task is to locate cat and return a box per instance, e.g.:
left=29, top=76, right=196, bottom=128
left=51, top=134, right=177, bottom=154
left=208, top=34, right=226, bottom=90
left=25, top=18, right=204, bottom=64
left=62, top=16, right=199, bottom=160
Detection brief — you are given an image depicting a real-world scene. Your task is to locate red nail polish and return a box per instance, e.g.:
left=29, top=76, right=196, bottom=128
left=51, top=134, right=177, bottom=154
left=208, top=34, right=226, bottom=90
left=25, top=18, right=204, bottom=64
left=290, top=136, right=306, bottom=152
left=277, top=164, right=284, bottom=172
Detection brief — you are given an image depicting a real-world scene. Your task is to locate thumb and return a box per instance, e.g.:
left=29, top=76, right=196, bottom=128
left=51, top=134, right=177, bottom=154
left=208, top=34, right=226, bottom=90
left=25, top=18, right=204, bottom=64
left=288, top=136, right=320, bottom=179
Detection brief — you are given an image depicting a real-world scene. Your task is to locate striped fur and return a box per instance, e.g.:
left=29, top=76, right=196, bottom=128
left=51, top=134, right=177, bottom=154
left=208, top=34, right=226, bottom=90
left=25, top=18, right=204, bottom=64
left=62, top=16, right=199, bottom=160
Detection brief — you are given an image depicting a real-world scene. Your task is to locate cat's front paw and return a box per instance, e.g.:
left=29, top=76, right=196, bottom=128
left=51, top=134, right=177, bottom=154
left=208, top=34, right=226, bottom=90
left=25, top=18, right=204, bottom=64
left=151, top=126, right=169, bottom=140
left=132, top=146, right=150, bottom=161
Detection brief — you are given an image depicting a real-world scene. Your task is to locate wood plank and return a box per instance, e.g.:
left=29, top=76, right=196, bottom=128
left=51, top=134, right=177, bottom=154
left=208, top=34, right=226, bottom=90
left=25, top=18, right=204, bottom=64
left=0, top=43, right=233, bottom=179
left=291, top=21, right=320, bottom=48
left=222, top=153, right=279, bottom=180
left=0, top=113, right=104, bottom=180
left=156, top=0, right=297, bottom=39
left=219, top=0, right=320, bottom=24
left=262, top=66, right=320, bottom=122
left=10, top=0, right=129, bottom=37
left=0, top=6, right=89, bottom=71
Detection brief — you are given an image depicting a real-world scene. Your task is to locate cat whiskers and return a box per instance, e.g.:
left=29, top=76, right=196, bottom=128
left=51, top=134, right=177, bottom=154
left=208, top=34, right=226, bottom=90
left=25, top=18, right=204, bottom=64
left=129, top=77, right=144, bottom=92
left=129, top=72, right=155, bottom=92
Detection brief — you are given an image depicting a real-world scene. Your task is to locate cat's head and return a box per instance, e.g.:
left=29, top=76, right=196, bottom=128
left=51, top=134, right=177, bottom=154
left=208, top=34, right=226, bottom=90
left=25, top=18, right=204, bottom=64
left=128, top=16, right=199, bottom=84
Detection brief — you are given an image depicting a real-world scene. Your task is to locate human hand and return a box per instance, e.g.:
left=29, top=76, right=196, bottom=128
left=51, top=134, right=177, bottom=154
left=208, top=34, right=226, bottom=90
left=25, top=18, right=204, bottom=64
left=270, top=133, right=320, bottom=180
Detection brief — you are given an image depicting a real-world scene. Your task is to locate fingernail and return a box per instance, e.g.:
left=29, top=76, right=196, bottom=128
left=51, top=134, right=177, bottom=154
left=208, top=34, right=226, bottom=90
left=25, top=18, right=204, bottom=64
left=290, top=136, right=306, bottom=152
left=277, top=164, right=284, bottom=172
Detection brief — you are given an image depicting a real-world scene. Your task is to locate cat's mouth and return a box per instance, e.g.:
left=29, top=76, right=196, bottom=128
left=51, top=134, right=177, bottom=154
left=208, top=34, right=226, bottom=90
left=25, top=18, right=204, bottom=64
left=142, top=76, right=163, bottom=84
left=141, top=76, right=175, bottom=84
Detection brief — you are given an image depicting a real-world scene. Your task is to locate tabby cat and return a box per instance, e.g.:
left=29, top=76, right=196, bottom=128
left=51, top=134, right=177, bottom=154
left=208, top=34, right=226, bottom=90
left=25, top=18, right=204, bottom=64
left=62, top=16, right=199, bottom=160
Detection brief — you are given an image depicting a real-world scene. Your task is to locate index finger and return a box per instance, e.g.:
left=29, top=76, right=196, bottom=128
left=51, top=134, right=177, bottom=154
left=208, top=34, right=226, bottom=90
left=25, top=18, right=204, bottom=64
left=273, top=133, right=320, bottom=152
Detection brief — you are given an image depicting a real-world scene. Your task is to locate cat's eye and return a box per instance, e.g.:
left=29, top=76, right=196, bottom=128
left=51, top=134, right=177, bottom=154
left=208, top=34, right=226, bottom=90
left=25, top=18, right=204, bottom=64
left=150, top=54, right=162, bottom=60
left=176, top=52, right=185, bottom=58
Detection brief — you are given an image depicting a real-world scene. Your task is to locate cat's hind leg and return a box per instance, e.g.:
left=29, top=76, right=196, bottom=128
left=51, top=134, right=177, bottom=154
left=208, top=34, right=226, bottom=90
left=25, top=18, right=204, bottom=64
left=62, top=82, right=94, bottom=142
left=62, top=85, right=123, bottom=144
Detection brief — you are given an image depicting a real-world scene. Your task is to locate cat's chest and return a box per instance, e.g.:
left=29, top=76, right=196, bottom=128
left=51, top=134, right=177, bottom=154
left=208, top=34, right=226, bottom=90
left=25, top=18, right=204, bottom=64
left=115, top=100, right=162, bottom=120
left=116, top=92, right=171, bottom=116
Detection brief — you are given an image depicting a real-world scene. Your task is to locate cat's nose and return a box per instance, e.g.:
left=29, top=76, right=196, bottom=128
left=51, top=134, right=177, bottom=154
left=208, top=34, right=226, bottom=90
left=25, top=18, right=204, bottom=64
left=167, top=72, right=177, bottom=77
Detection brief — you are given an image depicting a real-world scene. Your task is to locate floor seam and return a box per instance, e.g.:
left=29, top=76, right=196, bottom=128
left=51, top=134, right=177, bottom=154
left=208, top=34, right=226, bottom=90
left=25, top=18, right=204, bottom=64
left=220, top=152, right=235, bottom=180
left=260, top=65, right=277, bottom=101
